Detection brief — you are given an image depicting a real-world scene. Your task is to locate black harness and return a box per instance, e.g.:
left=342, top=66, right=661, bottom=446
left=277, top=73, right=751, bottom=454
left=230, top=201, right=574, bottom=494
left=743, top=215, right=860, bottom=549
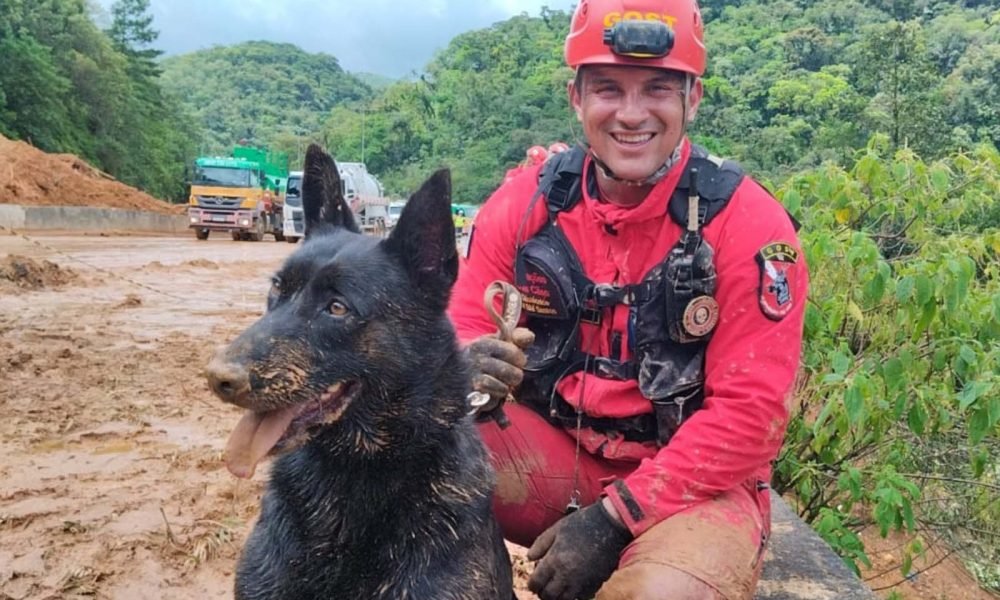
left=513, top=144, right=745, bottom=446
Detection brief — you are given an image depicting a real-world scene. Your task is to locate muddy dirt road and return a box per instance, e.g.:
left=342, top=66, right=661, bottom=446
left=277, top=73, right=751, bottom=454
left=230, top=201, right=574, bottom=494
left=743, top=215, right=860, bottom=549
left=0, top=234, right=529, bottom=600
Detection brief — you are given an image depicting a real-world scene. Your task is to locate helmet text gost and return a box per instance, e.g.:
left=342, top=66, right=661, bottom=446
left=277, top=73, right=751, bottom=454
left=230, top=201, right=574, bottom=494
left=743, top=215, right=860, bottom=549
left=565, top=0, right=706, bottom=76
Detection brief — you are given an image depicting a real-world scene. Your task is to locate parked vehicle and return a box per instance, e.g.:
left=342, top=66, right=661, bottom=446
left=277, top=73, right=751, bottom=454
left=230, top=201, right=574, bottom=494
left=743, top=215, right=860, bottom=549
left=282, top=161, right=389, bottom=238
left=187, top=144, right=289, bottom=241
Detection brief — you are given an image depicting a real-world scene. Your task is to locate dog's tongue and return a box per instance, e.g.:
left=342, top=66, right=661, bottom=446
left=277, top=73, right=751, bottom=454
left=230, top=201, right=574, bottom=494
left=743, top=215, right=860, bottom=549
left=224, top=408, right=297, bottom=479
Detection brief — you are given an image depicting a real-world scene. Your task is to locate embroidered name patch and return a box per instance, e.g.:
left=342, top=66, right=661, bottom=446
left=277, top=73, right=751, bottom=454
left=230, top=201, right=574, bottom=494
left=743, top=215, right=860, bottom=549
left=756, top=242, right=799, bottom=321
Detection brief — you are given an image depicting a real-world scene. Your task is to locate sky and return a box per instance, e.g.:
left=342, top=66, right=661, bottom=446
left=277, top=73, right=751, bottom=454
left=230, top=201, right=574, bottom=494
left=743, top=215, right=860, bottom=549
left=92, top=0, right=577, bottom=78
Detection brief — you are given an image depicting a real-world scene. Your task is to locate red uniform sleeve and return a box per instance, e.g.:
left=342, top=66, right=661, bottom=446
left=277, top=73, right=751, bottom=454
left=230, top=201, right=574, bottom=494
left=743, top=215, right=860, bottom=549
left=449, top=169, right=546, bottom=344
left=604, top=179, right=809, bottom=536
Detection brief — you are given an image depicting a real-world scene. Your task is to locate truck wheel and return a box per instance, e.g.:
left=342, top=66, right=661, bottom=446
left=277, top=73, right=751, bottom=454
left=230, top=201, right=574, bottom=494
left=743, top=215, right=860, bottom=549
left=195, top=229, right=209, bottom=240
left=285, top=236, right=300, bottom=244
left=274, top=231, right=285, bottom=242
left=248, top=221, right=264, bottom=242
left=231, top=231, right=241, bottom=241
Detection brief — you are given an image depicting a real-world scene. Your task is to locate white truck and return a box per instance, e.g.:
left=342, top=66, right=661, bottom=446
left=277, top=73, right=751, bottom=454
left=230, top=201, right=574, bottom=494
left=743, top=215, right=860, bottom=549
left=282, top=170, right=304, bottom=243
left=282, top=163, right=389, bottom=242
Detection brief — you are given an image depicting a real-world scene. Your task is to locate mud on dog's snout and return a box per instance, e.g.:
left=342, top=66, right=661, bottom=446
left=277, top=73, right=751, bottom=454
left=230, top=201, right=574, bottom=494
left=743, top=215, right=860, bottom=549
left=205, top=346, right=251, bottom=404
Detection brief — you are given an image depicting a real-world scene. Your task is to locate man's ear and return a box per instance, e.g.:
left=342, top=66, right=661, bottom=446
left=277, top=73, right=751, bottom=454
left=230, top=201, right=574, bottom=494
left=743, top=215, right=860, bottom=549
left=382, top=169, right=457, bottom=310
left=301, top=144, right=360, bottom=237
left=567, top=76, right=583, bottom=122
left=687, top=78, right=704, bottom=123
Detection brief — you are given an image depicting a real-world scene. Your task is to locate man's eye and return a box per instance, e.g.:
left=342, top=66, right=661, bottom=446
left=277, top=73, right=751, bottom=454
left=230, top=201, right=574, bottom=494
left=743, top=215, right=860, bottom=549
left=329, top=301, right=349, bottom=317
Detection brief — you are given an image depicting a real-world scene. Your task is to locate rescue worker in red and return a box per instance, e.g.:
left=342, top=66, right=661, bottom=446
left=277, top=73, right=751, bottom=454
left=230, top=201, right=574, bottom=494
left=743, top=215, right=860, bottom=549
left=505, top=145, right=553, bottom=184
left=450, top=0, right=808, bottom=598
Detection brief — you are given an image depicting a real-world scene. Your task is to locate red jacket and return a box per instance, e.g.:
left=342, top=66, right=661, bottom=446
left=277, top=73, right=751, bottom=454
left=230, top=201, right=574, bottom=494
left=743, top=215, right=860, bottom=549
left=449, top=140, right=808, bottom=536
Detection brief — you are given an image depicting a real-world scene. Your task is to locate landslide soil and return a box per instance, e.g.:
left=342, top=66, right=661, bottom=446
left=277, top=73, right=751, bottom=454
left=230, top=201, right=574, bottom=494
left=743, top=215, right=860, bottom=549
left=0, top=234, right=991, bottom=600
left=0, top=134, right=181, bottom=214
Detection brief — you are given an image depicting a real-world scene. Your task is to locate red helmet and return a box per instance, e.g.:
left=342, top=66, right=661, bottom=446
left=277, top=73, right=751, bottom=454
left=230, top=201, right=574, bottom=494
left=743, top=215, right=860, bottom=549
left=565, top=0, right=706, bottom=76
left=526, top=145, right=549, bottom=165
left=548, top=142, right=570, bottom=154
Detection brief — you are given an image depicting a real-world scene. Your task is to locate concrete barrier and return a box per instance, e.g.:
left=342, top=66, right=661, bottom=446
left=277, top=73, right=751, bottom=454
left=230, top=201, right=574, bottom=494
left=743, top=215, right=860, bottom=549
left=0, top=204, right=26, bottom=230
left=0, top=204, right=188, bottom=234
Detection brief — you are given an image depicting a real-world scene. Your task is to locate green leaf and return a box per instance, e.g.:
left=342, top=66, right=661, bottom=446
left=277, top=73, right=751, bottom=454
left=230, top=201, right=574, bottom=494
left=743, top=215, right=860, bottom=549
left=914, top=275, right=933, bottom=306
left=907, top=399, right=927, bottom=435
left=782, top=189, right=802, bottom=216
left=895, top=276, right=914, bottom=303
left=913, top=302, right=937, bottom=339
left=844, top=383, right=865, bottom=426
left=958, top=381, right=985, bottom=410
left=929, top=166, right=950, bottom=194
left=969, top=406, right=990, bottom=444
left=883, top=358, right=904, bottom=392
left=832, top=350, right=851, bottom=374
left=971, top=449, right=988, bottom=478
left=958, top=345, right=979, bottom=370
left=863, top=270, right=886, bottom=304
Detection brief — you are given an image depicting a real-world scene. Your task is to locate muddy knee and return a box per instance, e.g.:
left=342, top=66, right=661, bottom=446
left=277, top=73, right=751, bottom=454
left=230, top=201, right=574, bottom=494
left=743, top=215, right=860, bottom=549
left=596, top=563, right=725, bottom=600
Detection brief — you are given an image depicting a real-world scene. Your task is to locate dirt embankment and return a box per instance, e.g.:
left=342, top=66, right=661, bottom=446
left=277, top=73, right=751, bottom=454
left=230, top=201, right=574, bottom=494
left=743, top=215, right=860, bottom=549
left=0, top=133, right=181, bottom=215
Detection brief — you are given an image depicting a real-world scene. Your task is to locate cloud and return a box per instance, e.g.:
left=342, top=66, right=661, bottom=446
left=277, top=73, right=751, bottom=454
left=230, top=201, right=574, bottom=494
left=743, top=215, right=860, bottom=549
left=94, top=0, right=576, bottom=77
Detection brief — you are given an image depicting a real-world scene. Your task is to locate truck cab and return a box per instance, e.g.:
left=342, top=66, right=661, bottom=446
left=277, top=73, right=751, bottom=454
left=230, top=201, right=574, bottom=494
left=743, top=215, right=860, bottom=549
left=282, top=170, right=304, bottom=243
left=187, top=146, right=288, bottom=241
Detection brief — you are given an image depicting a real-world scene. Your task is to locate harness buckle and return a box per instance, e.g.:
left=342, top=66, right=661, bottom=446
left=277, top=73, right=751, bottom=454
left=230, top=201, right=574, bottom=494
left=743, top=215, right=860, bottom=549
left=592, top=283, right=630, bottom=307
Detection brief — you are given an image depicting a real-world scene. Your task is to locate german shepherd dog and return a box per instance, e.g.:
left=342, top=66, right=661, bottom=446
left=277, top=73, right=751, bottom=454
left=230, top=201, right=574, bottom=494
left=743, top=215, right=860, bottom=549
left=205, top=145, right=512, bottom=599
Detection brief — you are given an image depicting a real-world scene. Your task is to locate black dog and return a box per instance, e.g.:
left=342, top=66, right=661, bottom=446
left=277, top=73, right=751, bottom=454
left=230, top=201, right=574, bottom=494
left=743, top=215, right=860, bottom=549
left=205, top=144, right=512, bottom=600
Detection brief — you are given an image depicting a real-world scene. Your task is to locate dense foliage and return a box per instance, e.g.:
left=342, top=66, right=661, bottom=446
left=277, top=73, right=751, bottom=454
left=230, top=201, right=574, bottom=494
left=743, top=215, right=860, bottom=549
left=773, top=137, right=1000, bottom=588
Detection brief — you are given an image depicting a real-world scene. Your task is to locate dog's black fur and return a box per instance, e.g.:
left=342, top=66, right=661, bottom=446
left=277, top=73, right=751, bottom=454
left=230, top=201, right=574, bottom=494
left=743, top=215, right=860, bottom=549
left=205, top=145, right=512, bottom=600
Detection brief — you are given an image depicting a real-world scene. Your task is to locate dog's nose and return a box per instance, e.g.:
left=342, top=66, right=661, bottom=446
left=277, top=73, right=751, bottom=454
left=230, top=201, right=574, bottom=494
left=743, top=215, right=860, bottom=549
left=205, top=347, right=251, bottom=403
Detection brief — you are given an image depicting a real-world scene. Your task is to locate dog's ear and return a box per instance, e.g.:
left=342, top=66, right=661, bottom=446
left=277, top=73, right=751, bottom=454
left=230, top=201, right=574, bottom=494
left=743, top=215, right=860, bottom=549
left=302, top=144, right=360, bottom=237
left=383, top=169, right=458, bottom=306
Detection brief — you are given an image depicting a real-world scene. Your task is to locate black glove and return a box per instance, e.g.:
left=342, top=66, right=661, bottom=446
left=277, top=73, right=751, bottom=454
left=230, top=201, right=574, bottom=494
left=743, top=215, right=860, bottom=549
left=464, top=328, right=534, bottom=417
left=527, top=501, right=632, bottom=600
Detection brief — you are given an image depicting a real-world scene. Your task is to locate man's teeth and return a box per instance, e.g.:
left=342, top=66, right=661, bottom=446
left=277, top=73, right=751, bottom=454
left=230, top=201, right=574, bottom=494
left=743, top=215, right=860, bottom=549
left=613, top=133, right=653, bottom=144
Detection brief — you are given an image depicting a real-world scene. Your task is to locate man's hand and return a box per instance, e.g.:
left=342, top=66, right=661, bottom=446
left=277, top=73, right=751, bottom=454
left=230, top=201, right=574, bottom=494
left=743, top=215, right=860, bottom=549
left=464, top=328, right=534, bottom=416
left=527, top=501, right=632, bottom=600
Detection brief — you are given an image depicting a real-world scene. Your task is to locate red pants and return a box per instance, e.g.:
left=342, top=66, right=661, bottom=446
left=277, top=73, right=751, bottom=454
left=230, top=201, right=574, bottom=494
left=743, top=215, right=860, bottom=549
left=478, top=403, right=770, bottom=599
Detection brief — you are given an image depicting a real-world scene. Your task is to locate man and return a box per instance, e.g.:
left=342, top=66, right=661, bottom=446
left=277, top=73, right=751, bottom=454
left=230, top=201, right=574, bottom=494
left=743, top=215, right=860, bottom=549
left=449, top=0, right=808, bottom=598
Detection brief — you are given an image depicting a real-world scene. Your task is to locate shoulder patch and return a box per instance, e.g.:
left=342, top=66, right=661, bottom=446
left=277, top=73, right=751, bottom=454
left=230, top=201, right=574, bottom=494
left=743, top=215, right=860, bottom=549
left=756, top=242, right=799, bottom=321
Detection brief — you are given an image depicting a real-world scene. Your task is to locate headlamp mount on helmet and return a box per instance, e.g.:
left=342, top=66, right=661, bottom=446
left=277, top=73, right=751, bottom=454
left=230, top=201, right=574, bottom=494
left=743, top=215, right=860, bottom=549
left=602, top=20, right=675, bottom=59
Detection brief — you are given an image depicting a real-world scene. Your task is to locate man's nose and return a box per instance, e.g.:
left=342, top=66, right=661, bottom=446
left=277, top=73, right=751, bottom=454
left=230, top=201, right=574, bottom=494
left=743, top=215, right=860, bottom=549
left=616, top=91, right=650, bottom=125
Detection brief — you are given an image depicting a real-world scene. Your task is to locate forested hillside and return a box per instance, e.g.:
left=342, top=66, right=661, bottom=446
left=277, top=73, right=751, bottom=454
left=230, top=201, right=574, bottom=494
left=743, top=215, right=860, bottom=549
left=0, top=0, right=197, bottom=200
left=159, top=41, right=373, bottom=157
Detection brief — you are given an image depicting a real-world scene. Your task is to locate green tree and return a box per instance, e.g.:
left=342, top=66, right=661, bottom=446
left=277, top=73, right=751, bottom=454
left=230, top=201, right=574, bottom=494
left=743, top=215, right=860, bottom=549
left=853, top=20, right=946, bottom=158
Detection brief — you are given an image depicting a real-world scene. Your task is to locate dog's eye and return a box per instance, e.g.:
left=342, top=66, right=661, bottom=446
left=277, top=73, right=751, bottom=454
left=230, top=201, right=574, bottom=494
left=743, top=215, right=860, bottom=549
left=269, top=279, right=282, bottom=297
left=329, top=301, right=349, bottom=317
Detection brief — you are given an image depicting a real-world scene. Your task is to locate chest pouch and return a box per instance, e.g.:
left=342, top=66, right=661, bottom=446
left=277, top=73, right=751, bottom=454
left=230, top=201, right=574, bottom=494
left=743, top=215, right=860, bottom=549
left=515, top=221, right=591, bottom=375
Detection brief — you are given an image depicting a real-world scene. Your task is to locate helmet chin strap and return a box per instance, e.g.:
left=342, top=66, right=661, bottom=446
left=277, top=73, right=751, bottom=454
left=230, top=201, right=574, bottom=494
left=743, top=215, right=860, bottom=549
left=589, top=74, right=693, bottom=188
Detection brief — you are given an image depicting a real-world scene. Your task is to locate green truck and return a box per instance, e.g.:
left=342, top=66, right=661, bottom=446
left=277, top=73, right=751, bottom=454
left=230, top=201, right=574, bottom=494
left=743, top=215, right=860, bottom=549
left=187, top=145, right=289, bottom=241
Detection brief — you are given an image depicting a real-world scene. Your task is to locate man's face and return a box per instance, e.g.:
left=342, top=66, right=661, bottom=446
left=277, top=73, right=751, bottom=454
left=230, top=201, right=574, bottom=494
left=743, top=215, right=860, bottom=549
left=569, top=66, right=703, bottom=182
